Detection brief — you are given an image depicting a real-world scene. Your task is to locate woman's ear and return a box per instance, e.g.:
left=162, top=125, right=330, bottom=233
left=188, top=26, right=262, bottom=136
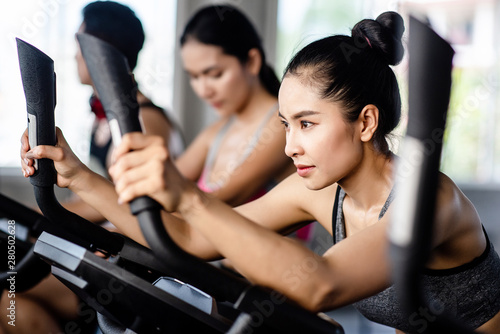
left=246, top=48, right=262, bottom=76
left=358, top=104, right=379, bottom=142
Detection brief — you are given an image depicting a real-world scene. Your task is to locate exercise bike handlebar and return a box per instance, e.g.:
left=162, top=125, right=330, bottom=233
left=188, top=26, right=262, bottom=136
left=389, top=17, right=475, bottom=333
left=16, top=37, right=56, bottom=188
left=0, top=193, right=50, bottom=292
left=76, top=32, right=250, bottom=301
left=17, top=38, right=123, bottom=255
left=0, top=193, right=45, bottom=235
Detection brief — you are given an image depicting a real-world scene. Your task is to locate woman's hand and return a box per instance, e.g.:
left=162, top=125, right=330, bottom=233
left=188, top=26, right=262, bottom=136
left=109, top=133, right=193, bottom=212
left=21, top=127, right=88, bottom=190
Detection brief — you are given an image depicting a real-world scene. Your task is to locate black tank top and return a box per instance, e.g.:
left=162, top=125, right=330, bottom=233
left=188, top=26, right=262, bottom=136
left=331, top=186, right=500, bottom=332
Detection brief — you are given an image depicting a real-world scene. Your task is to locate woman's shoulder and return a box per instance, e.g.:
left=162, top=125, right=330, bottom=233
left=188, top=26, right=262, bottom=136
left=436, top=172, right=475, bottom=215
left=433, top=172, right=482, bottom=250
left=195, top=116, right=233, bottom=143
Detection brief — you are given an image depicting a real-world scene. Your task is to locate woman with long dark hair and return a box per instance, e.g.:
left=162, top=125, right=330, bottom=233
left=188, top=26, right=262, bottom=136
left=173, top=5, right=293, bottom=206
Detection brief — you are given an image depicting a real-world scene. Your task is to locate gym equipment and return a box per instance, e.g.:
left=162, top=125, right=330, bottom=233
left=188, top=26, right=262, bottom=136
left=390, top=16, right=476, bottom=333
left=15, top=37, right=184, bottom=300
left=0, top=191, right=164, bottom=293
left=35, top=231, right=232, bottom=333
left=17, top=38, right=120, bottom=255
left=16, top=37, right=169, bottom=273
left=0, top=193, right=50, bottom=292
left=11, top=35, right=344, bottom=333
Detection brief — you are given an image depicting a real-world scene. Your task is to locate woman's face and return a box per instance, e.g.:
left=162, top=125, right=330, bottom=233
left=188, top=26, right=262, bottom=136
left=75, top=22, right=92, bottom=86
left=278, top=74, right=363, bottom=190
left=180, top=40, right=255, bottom=116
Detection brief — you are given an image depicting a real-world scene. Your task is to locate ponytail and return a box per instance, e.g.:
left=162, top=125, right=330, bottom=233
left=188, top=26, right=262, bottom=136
left=259, top=63, right=280, bottom=97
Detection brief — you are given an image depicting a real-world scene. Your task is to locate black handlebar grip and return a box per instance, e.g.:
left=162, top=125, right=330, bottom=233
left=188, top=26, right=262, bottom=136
left=405, top=17, right=455, bottom=142
left=389, top=17, right=474, bottom=334
left=76, top=33, right=141, bottom=141
left=77, top=32, right=251, bottom=300
left=76, top=33, right=160, bottom=215
left=390, top=16, right=455, bottom=259
left=17, top=38, right=124, bottom=255
left=16, top=38, right=57, bottom=188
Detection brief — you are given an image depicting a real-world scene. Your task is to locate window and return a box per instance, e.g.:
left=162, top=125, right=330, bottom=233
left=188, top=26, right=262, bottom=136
left=399, top=0, right=500, bottom=184
left=276, top=0, right=370, bottom=76
left=0, top=0, right=177, bottom=167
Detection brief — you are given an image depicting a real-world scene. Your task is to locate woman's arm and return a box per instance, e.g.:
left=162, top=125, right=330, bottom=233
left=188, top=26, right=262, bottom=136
left=60, top=195, right=108, bottom=224
left=20, top=128, right=290, bottom=259
left=173, top=185, right=393, bottom=312
left=110, top=132, right=394, bottom=312
left=138, top=105, right=172, bottom=141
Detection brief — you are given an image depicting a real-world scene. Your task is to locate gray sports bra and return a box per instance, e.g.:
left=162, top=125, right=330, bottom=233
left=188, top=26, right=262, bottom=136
left=200, top=103, right=278, bottom=191
left=332, top=186, right=500, bottom=332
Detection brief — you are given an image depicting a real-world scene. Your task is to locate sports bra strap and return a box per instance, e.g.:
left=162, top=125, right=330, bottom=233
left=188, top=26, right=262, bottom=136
left=331, top=186, right=341, bottom=245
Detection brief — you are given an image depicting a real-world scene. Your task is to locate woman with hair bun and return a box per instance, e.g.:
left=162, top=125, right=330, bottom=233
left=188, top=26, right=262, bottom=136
left=23, top=11, right=500, bottom=333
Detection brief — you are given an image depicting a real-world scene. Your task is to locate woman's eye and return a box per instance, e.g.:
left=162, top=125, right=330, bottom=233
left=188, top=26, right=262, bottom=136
left=210, top=71, right=223, bottom=79
left=301, top=120, right=313, bottom=128
left=280, top=119, right=289, bottom=130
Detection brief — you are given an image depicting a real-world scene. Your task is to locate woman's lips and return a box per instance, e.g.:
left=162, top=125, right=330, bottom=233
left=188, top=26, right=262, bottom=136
left=296, top=165, right=314, bottom=177
left=211, top=101, right=222, bottom=109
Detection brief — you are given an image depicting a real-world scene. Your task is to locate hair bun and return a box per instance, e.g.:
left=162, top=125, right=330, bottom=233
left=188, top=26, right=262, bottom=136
left=352, top=11, right=405, bottom=65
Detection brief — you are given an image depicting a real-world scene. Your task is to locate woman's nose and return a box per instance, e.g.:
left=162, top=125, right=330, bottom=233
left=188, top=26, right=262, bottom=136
left=196, top=77, right=214, bottom=99
left=284, top=131, right=303, bottom=158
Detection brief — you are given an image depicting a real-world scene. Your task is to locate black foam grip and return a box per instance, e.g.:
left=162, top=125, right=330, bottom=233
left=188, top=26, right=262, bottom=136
left=16, top=38, right=57, bottom=188
left=76, top=33, right=162, bottom=216
left=390, top=17, right=474, bottom=334
left=76, top=33, right=141, bottom=134
left=392, top=16, right=455, bottom=275
left=407, top=17, right=454, bottom=141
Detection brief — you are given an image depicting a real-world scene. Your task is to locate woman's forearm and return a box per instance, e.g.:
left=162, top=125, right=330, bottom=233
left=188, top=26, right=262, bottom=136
left=71, top=167, right=223, bottom=259
left=179, top=188, right=333, bottom=311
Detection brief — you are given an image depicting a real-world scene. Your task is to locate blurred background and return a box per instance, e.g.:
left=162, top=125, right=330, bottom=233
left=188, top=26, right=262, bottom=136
left=0, top=0, right=498, bottom=332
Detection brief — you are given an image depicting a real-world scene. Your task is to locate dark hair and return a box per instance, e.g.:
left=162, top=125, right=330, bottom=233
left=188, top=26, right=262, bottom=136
left=82, top=1, right=144, bottom=70
left=284, top=11, right=405, bottom=154
left=180, top=4, right=280, bottom=97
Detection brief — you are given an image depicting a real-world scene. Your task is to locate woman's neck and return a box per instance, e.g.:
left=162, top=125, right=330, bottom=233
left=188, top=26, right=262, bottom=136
left=338, top=149, right=394, bottom=212
left=234, top=84, right=278, bottom=124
